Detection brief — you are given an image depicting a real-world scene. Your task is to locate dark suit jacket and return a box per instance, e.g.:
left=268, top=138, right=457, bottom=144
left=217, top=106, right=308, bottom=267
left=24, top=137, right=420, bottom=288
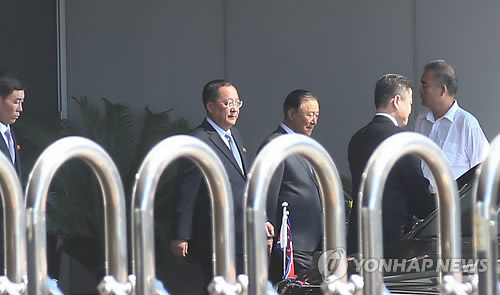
left=0, top=127, right=21, bottom=274
left=347, top=115, right=435, bottom=256
left=0, top=128, right=21, bottom=177
left=259, top=126, right=322, bottom=251
left=171, top=119, right=248, bottom=256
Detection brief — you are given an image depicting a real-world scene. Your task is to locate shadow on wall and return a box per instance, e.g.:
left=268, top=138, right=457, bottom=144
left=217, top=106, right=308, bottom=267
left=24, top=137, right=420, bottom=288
left=15, top=96, right=192, bottom=294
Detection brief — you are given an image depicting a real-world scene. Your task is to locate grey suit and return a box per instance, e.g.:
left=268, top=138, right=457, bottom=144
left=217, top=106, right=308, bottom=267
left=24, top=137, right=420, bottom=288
left=259, top=126, right=322, bottom=281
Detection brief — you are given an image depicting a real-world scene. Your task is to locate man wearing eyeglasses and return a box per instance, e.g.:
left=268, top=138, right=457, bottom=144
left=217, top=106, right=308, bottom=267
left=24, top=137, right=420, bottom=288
left=170, top=79, right=274, bottom=292
left=258, top=89, right=322, bottom=283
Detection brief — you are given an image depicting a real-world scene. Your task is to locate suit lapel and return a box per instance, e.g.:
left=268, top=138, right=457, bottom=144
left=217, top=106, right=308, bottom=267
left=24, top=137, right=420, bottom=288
left=277, top=125, right=318, bottom=187
left=203, top=120, right=246, bottom=178
left=11, top=129, right=21, bottom=177
left=297, top=153, right=319, bottom=187
left=230, top=129, right=247, bottom=177
left=0, top=134, right=9, bottom=161
left=0, top=129, right=21, bottom=177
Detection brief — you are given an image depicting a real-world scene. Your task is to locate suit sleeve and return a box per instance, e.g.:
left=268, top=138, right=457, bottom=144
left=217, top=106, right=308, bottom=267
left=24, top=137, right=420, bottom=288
left=257, top=135, right=283, bottom=232
left=266, top=163, right=285, bottom=232
left=170, top=157, right=203, bottom=241
left=399, top=155, right=436, bottom=218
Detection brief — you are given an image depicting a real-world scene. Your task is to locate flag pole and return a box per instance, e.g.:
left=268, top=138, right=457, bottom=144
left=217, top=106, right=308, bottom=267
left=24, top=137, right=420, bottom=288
left=280, top=202, right=289, bottom=278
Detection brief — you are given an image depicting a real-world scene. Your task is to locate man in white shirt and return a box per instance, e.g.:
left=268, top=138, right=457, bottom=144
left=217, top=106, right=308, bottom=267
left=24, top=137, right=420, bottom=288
left=415, top=60, right=489, bottom=181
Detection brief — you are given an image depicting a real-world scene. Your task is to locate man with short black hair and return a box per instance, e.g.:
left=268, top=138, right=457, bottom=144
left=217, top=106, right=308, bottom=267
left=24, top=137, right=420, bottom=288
left=347, top=74, right=435, bottom=257
left=170, top=79, right=273, bottom=292
left=0, top=71, right=24, bottom=176
left=0, top=71, right=24, bottom=275
left=416, top=60, right=489, bottom=181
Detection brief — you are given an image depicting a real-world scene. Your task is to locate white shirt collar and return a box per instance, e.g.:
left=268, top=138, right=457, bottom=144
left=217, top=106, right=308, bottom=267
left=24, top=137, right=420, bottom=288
left=375, top=113, right=398, bottom=126
left=280, top=123, right=295, bottom=134
left=206, top=117, right=231, bottom=137
left=426, top=100, right=458, bottom=123
left=0, top=123, right=9, bottom=134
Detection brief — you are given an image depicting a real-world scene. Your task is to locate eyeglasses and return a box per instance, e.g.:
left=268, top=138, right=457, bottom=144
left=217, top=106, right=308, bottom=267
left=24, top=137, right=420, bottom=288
left=222, top=99, right=244, bottom=109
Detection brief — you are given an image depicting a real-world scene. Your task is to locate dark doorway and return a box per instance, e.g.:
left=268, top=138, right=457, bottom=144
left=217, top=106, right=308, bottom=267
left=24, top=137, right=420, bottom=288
left=0, top=1, right=60, bottom=126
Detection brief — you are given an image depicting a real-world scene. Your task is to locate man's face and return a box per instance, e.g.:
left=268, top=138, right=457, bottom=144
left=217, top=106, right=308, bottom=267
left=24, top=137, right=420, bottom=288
left=288, top=99, right=320, bottom=136
left=206, top=85, right=240, bottom=131
left=419, top=70, right=441, bottom=108
left=395, top=88, right=413, bottom=127
left=0, top=90, right=24, bottom=125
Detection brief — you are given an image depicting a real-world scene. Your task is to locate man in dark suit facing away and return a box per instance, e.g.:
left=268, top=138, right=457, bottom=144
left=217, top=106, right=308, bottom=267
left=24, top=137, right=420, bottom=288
left=347, top=74, right=435, bottom=258
left=259, top=89, right=322, bottom=283
left=170, top=79, right=274, bottom=291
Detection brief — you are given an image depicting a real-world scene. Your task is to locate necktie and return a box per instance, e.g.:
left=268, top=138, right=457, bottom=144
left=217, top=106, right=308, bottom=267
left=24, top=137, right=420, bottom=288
left=4, top=129, right=15, bottom=164
left=225, top=134, right=243, bottom=173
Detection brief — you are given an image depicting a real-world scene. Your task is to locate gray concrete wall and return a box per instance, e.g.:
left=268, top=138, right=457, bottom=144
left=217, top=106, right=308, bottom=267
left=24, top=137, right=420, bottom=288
left=63, top=1, right=500, bottom=294
left=65, top=0, right=500, bottom=178
left=66, top=1, right=225, bottom=129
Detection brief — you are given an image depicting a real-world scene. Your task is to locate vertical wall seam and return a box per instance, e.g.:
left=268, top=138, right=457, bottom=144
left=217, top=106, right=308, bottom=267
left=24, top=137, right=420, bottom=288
left=223, top=0, right=228, bottom=79
left=57, top=0, right=68, bottom=119
left=412, top=0, right=417, bottom=83
left=411, top=0, right=420, bottom=125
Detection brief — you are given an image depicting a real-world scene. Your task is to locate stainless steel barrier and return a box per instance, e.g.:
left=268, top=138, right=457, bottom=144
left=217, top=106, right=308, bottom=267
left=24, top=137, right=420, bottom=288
left=473, top=134, right=500, bottom=295
left=130, top=135, right=238, bottom=295
left=359, top=132, right=473, bottom=295
left=0, top=152, right=27, bottom=294
left=245, top=134, right=351, bottom=295
left=25, top=136, right=131, bottom=295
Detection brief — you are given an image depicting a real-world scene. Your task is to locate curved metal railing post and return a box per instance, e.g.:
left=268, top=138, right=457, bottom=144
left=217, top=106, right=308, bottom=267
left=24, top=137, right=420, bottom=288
left=25, top=136, right=130, bottom=295
left=245, top=134, right=349, bottom=295
left=0, top=152, right=27, bottom=294
left=473, top=134, right=500, bottom=295
left=359, top=132, right=466, bottom=294
left=131, top=135, right=237, bottom=295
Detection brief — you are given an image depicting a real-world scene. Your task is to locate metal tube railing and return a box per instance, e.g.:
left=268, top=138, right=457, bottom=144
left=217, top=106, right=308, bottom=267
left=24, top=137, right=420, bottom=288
left=473, top=134, right=500, bottom=295
left=359, top=132, right=466, bottom=294
left=131, top=135, right=236, bottom=295
left=0, top=151, right=27, bottom=294
left=245, top=134, right=347, bottom=295
left=25, top=136, right=130, bottom=295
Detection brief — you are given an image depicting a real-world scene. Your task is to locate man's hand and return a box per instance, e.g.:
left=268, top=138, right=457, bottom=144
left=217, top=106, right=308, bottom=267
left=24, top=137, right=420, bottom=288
left=265, top=222, right=274, bottom=255
left=171, top=239, right=189, bottom=257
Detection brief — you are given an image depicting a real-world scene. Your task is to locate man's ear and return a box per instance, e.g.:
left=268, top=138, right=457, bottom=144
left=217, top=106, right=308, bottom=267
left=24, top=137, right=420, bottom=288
left=287, top=108, right=295, bottom=121
left=392, top=95, right=401, bottom=110
left=206, top=102, right=214, bottom=114
left=440, top=84, right=447, bottom=96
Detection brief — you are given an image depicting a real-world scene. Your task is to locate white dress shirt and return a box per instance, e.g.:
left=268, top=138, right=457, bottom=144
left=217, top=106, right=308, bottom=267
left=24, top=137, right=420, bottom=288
left=206, top=117, right=243, bottom=172
left=415, top=101, right=489, bottom=180
left=206, top=117, right=233, bottom=148
left=0, top=123, right=10, bottom=147
left=0, top=123, right=14, bottom=163
left=280, top=122, right=295, bottom=134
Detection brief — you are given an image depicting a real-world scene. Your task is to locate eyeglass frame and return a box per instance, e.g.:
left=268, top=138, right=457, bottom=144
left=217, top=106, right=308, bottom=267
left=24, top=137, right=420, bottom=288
left=222, top=99, right=244, bottom=109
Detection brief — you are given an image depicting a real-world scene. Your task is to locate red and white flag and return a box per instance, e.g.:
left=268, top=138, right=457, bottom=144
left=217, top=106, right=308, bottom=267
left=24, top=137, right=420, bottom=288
left=276, top=202, right=296, bottom=279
